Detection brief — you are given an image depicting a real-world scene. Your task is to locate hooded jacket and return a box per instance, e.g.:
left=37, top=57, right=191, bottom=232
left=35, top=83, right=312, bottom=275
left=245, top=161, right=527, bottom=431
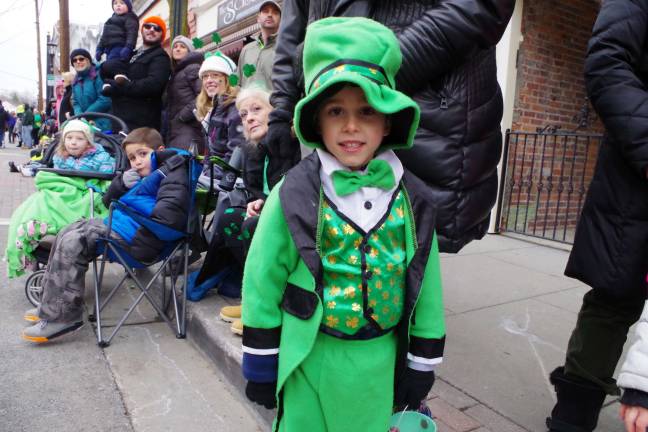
left=110, top=44, right=172, bottom=131
left=564, top=0, right=648, bottom=300
left=102, top=149, right=191, bottom=262
left=166, top=52, right=205, bottom=151
left=206, top=96, right=245, bottom=163
left=98, top=10, right=139, bottom=50
left=270, top=0, right=515, bottom=253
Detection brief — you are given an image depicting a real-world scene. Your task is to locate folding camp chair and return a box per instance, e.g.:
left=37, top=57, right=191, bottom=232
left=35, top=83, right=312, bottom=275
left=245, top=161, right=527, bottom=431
left=91, top=153, right=201, bottom=347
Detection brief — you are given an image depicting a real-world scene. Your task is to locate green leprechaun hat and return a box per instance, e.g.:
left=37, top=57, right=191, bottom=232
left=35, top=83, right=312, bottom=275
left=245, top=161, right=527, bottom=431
left=294, top=17, right=420, bottom=150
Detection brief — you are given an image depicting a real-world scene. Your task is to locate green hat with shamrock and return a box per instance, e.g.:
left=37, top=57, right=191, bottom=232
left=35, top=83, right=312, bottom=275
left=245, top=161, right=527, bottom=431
left=293, top=17, right=420, bottom=150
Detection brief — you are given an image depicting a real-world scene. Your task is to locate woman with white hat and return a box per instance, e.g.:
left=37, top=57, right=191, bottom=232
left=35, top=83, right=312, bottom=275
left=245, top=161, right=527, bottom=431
left=195, top=52, right=243, bottom=175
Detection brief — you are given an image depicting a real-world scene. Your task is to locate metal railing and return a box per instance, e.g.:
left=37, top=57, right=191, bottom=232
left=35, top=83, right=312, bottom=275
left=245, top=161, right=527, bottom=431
left=496, top=129, right=603, bottom=244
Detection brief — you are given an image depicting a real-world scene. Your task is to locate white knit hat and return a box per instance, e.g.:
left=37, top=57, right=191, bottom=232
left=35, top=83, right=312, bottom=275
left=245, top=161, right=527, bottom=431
left=199, top=52, right=237, bottom=78
left=62, top=119, right=94, bottom=144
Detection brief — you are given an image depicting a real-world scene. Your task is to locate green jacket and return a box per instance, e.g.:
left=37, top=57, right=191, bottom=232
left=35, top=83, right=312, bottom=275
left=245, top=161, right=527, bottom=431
left=242, top=153, right=445, bottom=408
left=236, top=33, right=277, bottom=90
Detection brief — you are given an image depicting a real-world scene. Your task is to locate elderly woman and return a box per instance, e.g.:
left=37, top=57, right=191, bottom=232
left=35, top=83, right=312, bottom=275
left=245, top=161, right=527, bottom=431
left=193, top=85, right=273, bottom=334
left=70, top=49, right=112, bottom=131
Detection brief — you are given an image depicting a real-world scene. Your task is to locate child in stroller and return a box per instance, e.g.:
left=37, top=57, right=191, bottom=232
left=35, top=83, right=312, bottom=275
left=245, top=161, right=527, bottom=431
left=5, top=117, right=127, bottom=293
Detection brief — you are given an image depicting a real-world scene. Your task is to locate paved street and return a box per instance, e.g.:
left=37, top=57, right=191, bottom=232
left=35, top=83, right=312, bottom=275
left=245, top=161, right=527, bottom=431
left=0, top=138, right=631, bottom=431
left=0, top=141, right=262, bottom=432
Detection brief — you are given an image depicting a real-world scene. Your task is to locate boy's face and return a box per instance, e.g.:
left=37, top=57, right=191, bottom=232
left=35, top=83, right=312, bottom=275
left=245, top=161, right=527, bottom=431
left=125, top=143, right=155, bottom=177
left=318, top=86, right=389, bottom=170
left=113, top=0, right=128, bottom=15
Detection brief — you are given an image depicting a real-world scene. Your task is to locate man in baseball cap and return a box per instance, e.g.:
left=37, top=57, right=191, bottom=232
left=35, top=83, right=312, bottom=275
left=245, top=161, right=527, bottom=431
left=235, top=0, right=281, bottom=90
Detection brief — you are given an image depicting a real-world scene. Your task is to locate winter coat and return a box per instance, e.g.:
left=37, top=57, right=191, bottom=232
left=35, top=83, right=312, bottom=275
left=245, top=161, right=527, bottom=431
left=618, top=300, right=648, bottom=409
left=102, top=149, right=192, bottom=262
left=8, top=114, right=16, bottom=131
left=72, top=65, right=112, bottom=131
left=52, top=143, right=115, bottom=173
left=58, top=86, right=74, bottom=125
left=98, top=12, right=139, bottom=51
left=166, top=52, right=204, bottom=151
left=270, top=0, right=515, bottom=253
left=242, top=141, right=269, bottom=201
left=22, top=109, right=34, bottom=126
left=237, top=33, right=277, bottom=90
left=0, top=107, right=7, bottom=132
left=111, top=45, right=171, bottom=132
left=206, top=96, right=244, bottom=163
left=564, top=0, right=648, bottom=300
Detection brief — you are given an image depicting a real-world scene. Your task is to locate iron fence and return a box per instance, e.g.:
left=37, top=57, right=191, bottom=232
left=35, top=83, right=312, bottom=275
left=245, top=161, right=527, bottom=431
left=496, top=129, right=603, bottom=244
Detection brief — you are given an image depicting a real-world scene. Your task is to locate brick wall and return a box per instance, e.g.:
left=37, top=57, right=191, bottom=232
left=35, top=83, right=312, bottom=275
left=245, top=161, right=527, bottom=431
left=501, top=0, right=603, bottom=242
left=513, top=0, right=602, bottom=133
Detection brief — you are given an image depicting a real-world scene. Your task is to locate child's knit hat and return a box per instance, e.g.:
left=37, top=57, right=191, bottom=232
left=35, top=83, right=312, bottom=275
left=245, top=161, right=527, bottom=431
left=199, top=52, right=237, bottom=78
left=113, top=0, right=133, bottom=13
left=293, top=17, right=420, bottom=151
left=62, top=119, right=94, bottom=145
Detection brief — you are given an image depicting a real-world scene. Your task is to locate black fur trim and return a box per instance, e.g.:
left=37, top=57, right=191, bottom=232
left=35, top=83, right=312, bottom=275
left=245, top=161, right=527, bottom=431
left=242, top=326, right=281, bottom=350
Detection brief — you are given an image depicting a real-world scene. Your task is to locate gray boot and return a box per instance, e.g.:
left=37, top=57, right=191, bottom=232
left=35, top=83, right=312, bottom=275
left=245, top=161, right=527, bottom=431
left=21, top=319, right=83, bottom=343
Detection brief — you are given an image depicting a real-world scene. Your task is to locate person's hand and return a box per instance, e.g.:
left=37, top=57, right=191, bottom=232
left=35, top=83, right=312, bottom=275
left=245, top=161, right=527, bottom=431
left=95, top=49, right=103, bottom=62
left=245, top=381, right=277, bottom=409
left=265, top=109, right=295, bottom=159
left=394, top=369, right=435, bottom=411
left=122, top=169, right=141, bottom=189
left=246, top=199, right=265, bottom=218
left=620, top=404, right=648, bottom=432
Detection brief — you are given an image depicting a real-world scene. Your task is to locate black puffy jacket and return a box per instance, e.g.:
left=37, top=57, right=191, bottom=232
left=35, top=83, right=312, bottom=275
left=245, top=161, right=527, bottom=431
left=565, top=0, right=648, bottom=300
left=270, top=0, right=515, bottom=253
left=166, top=52, right=204, bottom=151
left=98, top=12, right=139, bottom=50
left=110, top=45, right=171, bottom=132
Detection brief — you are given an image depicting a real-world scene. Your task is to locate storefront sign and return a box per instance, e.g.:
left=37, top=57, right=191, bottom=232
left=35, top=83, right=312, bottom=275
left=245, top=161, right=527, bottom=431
left=217, top=0, right=266, bottom=29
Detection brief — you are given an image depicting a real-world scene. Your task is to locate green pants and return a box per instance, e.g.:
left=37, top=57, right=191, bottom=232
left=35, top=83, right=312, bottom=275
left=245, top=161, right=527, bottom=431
left=564, top=289, right=644, bottom=395
left=277, top=331, right=398, bottom=432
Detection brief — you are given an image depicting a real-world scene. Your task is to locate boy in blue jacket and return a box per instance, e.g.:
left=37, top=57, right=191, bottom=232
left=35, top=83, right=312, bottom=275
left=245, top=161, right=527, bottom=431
left=22, top=127, right=192, bottom=342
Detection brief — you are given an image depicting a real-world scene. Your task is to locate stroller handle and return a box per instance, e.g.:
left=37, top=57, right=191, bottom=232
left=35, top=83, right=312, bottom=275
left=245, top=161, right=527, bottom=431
left=66, top=112, right=130, bottom=134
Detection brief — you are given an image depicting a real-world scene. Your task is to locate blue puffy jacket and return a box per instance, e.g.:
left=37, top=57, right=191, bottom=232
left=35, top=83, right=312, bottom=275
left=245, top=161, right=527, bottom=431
left=72, top=64, right=112, bottom=131
left=102, top=149, right=195, bottom=262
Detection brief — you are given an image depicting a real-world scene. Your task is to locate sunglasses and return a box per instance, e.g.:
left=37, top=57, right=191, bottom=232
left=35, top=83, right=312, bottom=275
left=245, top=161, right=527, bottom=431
left=72, top=57, right=87, bottom=63
left=143, top=23, right=162, bottom=32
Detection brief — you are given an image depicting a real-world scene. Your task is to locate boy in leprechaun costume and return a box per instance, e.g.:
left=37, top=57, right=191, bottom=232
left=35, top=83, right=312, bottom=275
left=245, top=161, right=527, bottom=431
left=241, top=17, right=445, bottom=431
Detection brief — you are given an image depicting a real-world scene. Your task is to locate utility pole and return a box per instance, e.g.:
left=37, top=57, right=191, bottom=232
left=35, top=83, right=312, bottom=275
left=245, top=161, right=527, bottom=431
left=59, top=0, right=70, bottom=73
left=35, top=0, right=43, bottom=111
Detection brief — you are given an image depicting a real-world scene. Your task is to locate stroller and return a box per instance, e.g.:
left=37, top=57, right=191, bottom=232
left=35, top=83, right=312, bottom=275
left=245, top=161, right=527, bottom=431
left=24, top=112, right=129, bottom=307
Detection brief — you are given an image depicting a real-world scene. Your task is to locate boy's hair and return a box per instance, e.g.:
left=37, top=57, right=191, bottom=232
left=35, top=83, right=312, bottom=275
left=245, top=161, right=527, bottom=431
left=122, top=127, right=164, bottom=150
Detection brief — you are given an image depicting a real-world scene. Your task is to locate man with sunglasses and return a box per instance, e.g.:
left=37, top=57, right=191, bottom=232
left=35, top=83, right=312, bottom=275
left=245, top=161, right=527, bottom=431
left=103, top=16, right=171, bottom=132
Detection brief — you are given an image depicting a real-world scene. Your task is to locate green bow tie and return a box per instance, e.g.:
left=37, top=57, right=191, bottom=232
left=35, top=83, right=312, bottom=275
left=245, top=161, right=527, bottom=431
left=332, top=159, right=396, bottom=196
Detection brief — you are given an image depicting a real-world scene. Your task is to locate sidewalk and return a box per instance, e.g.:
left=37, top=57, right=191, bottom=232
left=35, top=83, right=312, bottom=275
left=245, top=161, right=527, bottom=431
left=187, top=233, right=627, bottom=432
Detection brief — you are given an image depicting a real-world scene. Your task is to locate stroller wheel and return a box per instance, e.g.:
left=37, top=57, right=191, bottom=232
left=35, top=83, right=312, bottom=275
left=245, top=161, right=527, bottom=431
left=25, top=270, right=46, bottom=307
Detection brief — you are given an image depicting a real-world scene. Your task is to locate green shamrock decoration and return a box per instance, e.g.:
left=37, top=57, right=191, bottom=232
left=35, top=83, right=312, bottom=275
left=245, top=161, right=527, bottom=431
left=242, top=64, right=257, bottom=78
left=192, top=37, right=204, bottom=49
left=229, top=74, right=240, bottom=87
left=211, top=32, right=222, bottom=44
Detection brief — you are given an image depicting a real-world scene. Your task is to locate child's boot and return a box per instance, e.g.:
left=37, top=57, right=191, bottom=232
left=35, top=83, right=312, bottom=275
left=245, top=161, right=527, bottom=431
left=545, top=367, right=606, bottom=431
left=24, top=307, right=40, bottom=322
left=220, top=304, right=241, bottom=322
left=230, top=319, right=243, bottom=336
left=21, top=319, right=84, bottom=343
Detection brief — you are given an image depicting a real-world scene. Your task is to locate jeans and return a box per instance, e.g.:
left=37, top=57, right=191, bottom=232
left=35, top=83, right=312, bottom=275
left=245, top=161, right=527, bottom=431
left=21, top=125, right=33, bottom=148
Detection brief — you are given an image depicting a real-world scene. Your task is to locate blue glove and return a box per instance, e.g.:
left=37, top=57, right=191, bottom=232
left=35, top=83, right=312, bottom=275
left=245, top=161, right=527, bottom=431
left=95, top=48, right=103, bottom=62
left=119, top=47, right=133, bottom=60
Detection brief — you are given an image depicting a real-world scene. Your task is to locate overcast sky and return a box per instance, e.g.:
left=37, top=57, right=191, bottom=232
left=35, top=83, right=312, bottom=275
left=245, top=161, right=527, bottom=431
left=0, top=0, right=105, bottom=102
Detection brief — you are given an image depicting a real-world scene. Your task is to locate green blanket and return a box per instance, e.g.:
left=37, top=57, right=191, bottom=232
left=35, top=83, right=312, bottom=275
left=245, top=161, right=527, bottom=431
left=5, top=171, right=111, bottom=278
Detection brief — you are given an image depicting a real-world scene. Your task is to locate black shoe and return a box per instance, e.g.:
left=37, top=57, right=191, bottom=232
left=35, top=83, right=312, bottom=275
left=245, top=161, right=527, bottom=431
left=8, top=161, right=18, bottom=173
left=546, top=367, right=607, bottom=432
